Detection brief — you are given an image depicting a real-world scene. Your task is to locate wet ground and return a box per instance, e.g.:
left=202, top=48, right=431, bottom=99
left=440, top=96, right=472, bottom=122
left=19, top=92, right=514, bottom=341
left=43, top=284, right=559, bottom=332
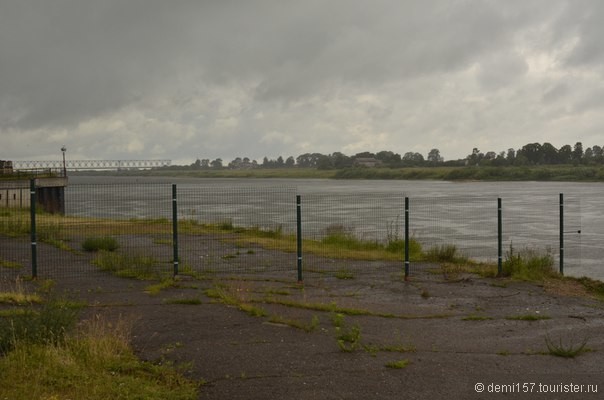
left=2, top=236, right=604, bottom=399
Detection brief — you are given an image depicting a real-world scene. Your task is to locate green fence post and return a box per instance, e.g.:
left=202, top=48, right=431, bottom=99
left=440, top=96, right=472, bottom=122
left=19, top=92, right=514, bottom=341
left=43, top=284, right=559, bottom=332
left=404, top=197, right=410, bottom=280
left=30, top=179, right=37, bottom=279
left=559, top=193, right=564, bottom=275
left=498, top=197, right=502, bottom=276
left=296, top=195, right=303, bottom=283
left=172, top=184, right=179, bottom=277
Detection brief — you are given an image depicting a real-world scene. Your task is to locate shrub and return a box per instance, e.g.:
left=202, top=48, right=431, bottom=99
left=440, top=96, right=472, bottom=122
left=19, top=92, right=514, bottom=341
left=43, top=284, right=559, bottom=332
left=82, top=236, right=119, bottom=252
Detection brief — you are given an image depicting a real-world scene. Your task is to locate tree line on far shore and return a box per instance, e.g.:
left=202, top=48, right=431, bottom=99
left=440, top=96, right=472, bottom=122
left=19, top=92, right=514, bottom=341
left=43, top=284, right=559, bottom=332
left=184, top=142, right=603, bottom=170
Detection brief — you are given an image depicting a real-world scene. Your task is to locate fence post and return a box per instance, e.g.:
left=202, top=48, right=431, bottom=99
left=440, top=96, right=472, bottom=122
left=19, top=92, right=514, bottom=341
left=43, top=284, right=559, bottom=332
left=30, top=179, right=37, bottom=279
left=498, top=198, right=502, bottom=276
left=296, top=195, right=303, bottom=283
left=559, top=193, right=564, bottom=275
left=404, top=197, right=410, bottom=280
left=172, top=184, right=179, bottom=277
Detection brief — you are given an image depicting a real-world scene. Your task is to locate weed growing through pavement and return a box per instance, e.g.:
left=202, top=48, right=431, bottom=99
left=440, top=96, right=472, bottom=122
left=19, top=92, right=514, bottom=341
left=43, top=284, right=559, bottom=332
left=145, top=279, right=178, bottom=295
left=268, top=315, right=320, bottom=332
left=82, top=236, right=119, bottom=252
left=336, top=324, right=362, bottom=352
left=505, top=314, right=551, bottom=321
left=204, top=283, right=267, bottom=317
left=165, top=297, right=203, bottom=305
left=93, top=251, right=164, bottom=280
left=462, top=314, right=494, bottom=321
left=385, top=359, right=410, bottom=369
left=334, top=269, right=355, bottom=280
left=544, top=334, right=591, bottom=358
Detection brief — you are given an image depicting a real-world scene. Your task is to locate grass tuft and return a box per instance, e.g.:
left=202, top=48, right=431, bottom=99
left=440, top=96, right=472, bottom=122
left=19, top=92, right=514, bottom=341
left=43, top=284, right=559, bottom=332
left=385, top=359, right=410, bottom=369
left=462, top=314, right=494, bottom=321
left=506, top=314, right=551, bottom=321
left=93, top=251, right=164, bottom=280
left=82, top=236, right=119, bottom=252
left=165, top=297, right=203, bottom=305
left=545, top=334, right=591, bottom=358
left=424, top=244, right=467, bottom=263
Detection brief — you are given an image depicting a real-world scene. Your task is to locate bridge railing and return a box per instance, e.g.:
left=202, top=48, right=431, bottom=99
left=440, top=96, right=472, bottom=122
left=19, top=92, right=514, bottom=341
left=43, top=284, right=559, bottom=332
left=12, top=159, right=171, bottom=170
left=0, top=168, right=63, bottom=180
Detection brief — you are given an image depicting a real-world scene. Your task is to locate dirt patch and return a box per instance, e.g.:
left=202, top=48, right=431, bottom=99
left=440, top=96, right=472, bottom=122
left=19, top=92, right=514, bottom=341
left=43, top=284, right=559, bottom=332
left=2, top=236, right=604, bottom=399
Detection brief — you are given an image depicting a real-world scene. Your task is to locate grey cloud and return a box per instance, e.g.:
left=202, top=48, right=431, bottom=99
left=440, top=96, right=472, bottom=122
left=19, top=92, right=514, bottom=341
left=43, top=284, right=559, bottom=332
left=3, top=0, right=604, bottom=162
left=0, top=0, right=560, bottom=128
left=554, top=1, right=604, bottom=68
left=476, top=51, right=529, bottom=90
left=541, top=83, right=569, bottom=104
left=0, top=0, right=196, bottom=129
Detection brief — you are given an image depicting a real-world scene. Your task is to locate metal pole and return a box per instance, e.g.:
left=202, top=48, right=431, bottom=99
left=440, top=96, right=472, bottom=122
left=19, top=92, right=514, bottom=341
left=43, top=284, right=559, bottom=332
left=30, top=179, right=37, bottom=278
left=498, top=198, right=502, bottom=276
left=559, top=193, right=564, bottom=275
left=61, top=145, right=67, bottom=177
left=296, top=195, right=303, bottom=283
left=404, top=197, right=410, bottom=280
left=172, top=184, right=179, bottom=277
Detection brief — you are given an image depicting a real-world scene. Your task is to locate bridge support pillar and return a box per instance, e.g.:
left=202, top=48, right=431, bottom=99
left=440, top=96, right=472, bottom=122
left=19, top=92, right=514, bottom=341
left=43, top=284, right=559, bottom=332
left=37, top=185, right=65, bottom=214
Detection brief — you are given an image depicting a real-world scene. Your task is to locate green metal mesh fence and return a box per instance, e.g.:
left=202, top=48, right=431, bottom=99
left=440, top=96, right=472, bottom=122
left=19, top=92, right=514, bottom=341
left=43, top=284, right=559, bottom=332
left=0, top=181, right=589, bottom=282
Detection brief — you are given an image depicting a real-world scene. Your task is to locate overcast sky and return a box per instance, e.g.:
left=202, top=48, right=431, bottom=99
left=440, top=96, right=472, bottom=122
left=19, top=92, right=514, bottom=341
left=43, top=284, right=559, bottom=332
left=2, top=0, right=604, bottom=164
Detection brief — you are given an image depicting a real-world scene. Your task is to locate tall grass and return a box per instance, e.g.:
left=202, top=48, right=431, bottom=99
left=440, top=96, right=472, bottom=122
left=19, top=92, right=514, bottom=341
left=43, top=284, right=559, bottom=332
left=0, top=298, right=80, bottom=355
left=423, top=244, right=468, bottom=263
left=317, top=224, right=423, bottom=260
left=502, top=245, right=556, bottom=281
left=0, top=209, right=29, bottom=237
left=0, top=315, right=198, bottom=399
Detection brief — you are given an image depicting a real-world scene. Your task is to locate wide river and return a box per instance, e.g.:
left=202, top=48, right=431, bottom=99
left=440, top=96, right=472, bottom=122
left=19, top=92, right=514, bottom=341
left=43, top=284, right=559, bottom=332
left=67, top=176, right=603, bottom=281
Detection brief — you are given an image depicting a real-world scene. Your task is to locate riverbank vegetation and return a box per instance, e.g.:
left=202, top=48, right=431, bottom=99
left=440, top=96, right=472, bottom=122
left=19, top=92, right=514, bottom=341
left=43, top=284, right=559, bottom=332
left=83, top=140, right=604, bottom=182
left=80, top=163, right=604, bottom=182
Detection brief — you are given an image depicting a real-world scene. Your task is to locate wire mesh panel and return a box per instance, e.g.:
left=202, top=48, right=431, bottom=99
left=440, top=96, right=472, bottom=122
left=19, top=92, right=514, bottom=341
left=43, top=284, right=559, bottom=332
left=177, top=185, right=298, bottom=275
left=562, top=195, right=583, bottom=277
left=32, top=183, right=176, bottom=279
left=0, top=180, right=599, bottom=282
left=409, top=196, right=498, bottom=267
left=501, top=194, right=561, bottom=275
left=300, top=192, right=405, bottom=272
left=0, top=195, right=31, bottom=280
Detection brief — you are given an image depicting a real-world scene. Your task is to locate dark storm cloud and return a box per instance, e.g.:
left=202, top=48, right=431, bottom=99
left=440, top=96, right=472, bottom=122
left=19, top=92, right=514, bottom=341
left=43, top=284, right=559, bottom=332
left=2, top=0, right=604, bottom=162
left=0, top=0, right=195, bottom=129
left=0, top=0, right=543, bottom=128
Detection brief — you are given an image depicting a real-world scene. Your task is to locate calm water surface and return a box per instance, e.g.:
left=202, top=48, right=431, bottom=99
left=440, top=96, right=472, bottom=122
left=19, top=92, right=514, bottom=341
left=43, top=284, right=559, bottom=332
left=67, top=176, right=603, bottom=280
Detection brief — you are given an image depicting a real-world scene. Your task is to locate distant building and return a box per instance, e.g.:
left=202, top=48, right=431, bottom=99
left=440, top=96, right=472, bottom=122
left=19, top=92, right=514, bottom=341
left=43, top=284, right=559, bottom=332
left=0, top=160, right=13, bottom=174
left=353, top=157, right=382, bottom=168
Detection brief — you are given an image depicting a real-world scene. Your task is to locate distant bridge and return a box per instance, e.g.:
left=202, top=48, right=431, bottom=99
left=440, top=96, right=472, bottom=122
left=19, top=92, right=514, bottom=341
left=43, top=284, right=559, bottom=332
left=13, top=159, right=172, bottom=170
